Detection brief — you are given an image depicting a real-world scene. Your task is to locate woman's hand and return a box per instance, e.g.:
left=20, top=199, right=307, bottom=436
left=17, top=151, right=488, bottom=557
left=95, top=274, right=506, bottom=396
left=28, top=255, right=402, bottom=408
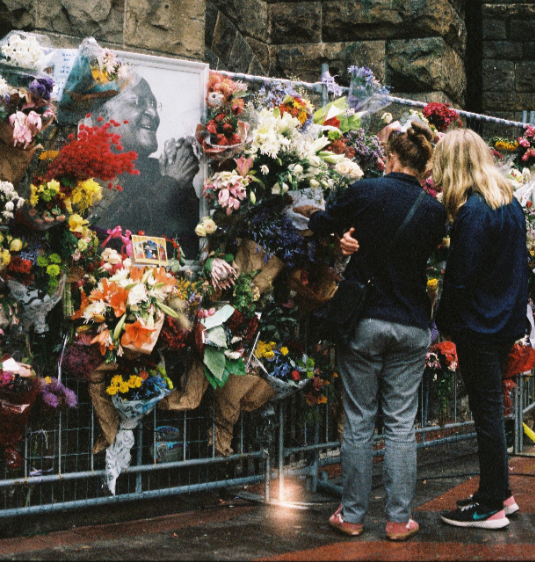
left=293, top=205, right=320, bottom=218
left=340, top=228, right=360, bottom=256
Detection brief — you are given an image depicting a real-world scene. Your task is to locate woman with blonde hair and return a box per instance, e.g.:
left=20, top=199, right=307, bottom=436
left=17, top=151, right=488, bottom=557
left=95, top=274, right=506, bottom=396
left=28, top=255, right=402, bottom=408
left=434, top=128, right=528, bottom=529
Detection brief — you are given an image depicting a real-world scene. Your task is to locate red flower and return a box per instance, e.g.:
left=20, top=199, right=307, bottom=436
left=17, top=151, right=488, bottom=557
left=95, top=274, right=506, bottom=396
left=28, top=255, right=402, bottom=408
left=291, top=370, right=301, bottom=382
left=206, top=120, right=218, bottom=135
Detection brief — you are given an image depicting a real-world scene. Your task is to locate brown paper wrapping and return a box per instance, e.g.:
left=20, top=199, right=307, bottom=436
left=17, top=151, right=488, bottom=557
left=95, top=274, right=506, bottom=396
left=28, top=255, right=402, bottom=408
left=208, top=373, right=275, bottom=457
left=232, top=239, right=284, bottom=296
left=88, top=361, right=120, bottom=454
left=158, top=356, right=209, bottom=411
left=0, top=121, right=39, bottom=187
left=287, top=264, right=338, bottom=312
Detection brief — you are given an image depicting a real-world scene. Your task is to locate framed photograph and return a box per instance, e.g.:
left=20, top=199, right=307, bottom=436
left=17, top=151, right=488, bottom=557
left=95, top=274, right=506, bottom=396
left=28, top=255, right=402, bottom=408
left=132, top=235, right=169, bottom=266
left=82, top=50, right=209, bottom=261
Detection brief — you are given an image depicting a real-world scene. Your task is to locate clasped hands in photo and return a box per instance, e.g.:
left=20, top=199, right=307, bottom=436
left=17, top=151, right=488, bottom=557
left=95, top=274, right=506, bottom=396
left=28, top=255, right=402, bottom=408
left=293, top=205, right=359, bottom=256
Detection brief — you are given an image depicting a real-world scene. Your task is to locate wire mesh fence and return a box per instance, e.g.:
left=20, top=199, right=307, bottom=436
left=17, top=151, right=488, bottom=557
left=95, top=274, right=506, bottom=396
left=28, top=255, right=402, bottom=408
left=0, top=70, right=533, bottom=516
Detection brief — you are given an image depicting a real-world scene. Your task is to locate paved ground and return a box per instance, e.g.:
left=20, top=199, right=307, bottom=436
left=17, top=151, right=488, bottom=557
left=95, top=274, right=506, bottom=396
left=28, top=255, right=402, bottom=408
left=1, top=439, right=535, bottom=561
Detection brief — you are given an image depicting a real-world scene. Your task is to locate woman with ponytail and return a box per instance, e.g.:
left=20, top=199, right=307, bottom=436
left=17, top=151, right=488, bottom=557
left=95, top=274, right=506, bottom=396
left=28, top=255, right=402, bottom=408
left=295, top=121, right=447, bottom=541
left=434, top=129, right=528, bottom=530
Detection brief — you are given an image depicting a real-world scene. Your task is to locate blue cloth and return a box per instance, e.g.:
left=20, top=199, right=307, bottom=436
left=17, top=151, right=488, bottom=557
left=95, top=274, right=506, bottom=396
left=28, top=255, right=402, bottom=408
left=309, top=172, right=447, bottom=330
left=436, top=192, right=528, bottom=344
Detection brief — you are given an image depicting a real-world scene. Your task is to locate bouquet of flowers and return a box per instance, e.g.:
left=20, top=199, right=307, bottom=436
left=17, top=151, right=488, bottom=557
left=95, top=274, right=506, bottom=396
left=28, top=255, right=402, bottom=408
left=23, top=116, right=138, bottom=229
left=196, top=304, right=257, bottom=389
left=0, top=32, right=50, bottom=71
left=424, top=340, right=458, bottom=425
left=0, top=64, right=56, bottom=185
left=252, top=339, right=312, bottom=400
left=196, top=71, right=248, bottom=161
left=347, top=66, right=390, bottom=115
left=75, top=257, right=183, bottom=363
left=516, top=125, right=535, bottom=168
left=253, top=81, right=314, bottom=128
left=422, top=102, right=461, bottom=133
left=0, top=180, right=24, bottom=224
left=32, top=375, right=78, bottom=420
left=0, top=357, right=39, bottom=469
left=104, top=356, right=172, bottom=494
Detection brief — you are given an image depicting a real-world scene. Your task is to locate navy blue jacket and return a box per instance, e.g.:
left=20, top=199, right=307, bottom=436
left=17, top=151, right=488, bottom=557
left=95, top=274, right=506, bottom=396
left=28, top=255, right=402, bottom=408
left=436, top=192, right=528, bottom=345
left=309, top=172, right=447, bottom=330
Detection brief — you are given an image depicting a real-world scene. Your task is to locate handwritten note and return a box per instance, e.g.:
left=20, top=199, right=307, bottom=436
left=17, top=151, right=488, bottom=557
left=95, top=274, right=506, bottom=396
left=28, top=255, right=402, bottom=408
left=48, top=49, right=77, bottom=101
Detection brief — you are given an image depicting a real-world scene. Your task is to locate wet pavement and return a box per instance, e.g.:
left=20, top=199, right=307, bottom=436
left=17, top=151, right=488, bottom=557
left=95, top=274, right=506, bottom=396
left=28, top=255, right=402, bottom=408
left=1, top=438, right=535, bottom=561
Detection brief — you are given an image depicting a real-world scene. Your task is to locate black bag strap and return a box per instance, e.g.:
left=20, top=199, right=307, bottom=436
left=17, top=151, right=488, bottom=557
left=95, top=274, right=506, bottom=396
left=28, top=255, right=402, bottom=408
left=367, top=189, right=427, bottom=284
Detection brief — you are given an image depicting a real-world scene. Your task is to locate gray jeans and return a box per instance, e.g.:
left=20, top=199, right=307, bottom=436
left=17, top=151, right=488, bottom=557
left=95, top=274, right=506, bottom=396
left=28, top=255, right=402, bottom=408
left=337, top=318, right=430, bottom=524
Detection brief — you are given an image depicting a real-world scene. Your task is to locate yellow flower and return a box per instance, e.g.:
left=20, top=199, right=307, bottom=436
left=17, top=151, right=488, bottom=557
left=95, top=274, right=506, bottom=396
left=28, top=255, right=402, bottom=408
left=39, top=150, right=59, bottom=160
left=47, top=180, right=60, bottom=194
left=264, top=350, right=275, bottom=360
left=68, top=214, right=89, bottom=233
left=106, top=385, right=118, bottom=395
left=1, top=250, right=10, bottom=266
left=72, top=179, right=102, bottom=213
left=44, top=376, right=52, bottom=384
left=319, top=396, right=327, bottom=404
left=111, top=375, right=123, bottom=386
left=280, top=346, right=289, bottom=356
left=118, top=381, right=130, bottom=394
left=427, top=278, right=439, bottom=291
left=9, top=238, right=22, bottom=252
left=127, top=375, right=138, bottom=388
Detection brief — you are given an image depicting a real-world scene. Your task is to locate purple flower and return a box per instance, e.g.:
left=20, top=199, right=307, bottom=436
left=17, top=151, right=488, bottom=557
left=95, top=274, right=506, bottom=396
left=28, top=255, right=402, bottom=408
left=42, top=391, right=59, bottom=408
left=64, top=388, right=78, bottom=408
left=29, top=76, right=54, bottom=101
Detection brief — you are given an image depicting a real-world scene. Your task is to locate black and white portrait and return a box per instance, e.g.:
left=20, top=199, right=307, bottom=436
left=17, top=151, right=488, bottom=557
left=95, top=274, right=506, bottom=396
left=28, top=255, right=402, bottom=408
left=80, top=52, right=208, bottom=260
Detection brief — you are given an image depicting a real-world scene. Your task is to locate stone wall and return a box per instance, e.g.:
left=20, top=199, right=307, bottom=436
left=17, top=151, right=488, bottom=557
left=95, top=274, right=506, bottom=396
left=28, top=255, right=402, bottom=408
left=481, top=1, right=535, bottom=121
left=0, top=0, right=469, bottom=107
left=0, top=0, right=205, bottom=60
left=207, top=0, right=467, bottom=107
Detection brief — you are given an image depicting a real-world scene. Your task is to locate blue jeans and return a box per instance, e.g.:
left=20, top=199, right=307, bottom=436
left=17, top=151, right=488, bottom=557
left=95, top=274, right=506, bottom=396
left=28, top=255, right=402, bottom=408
left=455, top=339, right=514, bottom=511
left=337, top=318, right=430, bottom=524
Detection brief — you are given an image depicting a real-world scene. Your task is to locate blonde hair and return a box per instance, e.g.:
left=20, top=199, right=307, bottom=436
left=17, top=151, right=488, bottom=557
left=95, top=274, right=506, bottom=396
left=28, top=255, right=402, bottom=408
left=433, top=128, right=513, bottom=221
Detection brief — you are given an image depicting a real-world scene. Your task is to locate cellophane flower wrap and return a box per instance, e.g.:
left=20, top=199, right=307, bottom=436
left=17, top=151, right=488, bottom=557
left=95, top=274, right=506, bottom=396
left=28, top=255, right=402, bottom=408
left=347, top=66, right=390, bottom=115
left=73, top=250, right=184, bottom=363
left=104, top=358, right=172, bottom=494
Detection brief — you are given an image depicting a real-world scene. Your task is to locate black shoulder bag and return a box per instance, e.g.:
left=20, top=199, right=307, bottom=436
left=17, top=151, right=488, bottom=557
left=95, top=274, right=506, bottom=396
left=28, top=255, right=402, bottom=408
left=312, top=190, right=426, bottom=347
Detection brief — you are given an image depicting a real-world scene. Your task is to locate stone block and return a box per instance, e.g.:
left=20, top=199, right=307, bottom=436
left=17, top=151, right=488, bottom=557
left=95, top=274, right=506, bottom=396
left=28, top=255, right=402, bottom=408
left=245, top=36, right=270, bottom=72
left=125, top=0, right=204, bottom=60
left=482, top=59, right=515, bottom=92
left=204, top=47, right=229, bottom=71
left=207, top=9, right=236, bottom=63
left=516, top=61, right=535, bottom=92
left=483, top=4, right=535, bottom=18
left=205, top=3, right=218, bottom=48
left=322, top=0, right=466, bottom=54
left=482, top=18, right=507, bottom=40
left=482, top=91, right=535, bottom=112
left=227, top=31, right=255, bottom=73
left=2, top=0, right=35, bottom=29
left=269, top=2, right=322, bottom=45
left=523, top=43, right=535, bottom=61
left=387, top=37, right=466, bottom=105
left=209, top=0, right=268, bottom=42
left=482, top=40, right=523, bottom=60
left=268, top=40, right=385, bottom=84
left=510, top=19, right=535, bottom=42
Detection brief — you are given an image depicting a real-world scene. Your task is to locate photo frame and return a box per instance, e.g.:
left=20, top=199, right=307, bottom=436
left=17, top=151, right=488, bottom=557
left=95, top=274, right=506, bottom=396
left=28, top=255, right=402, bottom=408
left=52, top=48, right=210, bottom=262
left=132, top=235, right=169, bottom=266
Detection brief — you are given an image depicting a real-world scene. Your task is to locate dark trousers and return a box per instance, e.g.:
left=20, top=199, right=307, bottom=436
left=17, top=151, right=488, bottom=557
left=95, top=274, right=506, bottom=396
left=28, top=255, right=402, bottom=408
left=456, top=340, right=514, bottom=511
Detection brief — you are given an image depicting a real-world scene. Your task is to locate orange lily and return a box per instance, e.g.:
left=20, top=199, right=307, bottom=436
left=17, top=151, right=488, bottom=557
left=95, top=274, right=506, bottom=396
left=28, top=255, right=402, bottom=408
left=89, top=278, right=118, bottom=303
left=153, top=267, right=177, bottom=288
left=91, top=329, right=113, bottom=356
left=109, top=286, right=129, bottom=317
left=130, top=266, right=145, bottom=282
left=121, top=319, right=156, bottom=349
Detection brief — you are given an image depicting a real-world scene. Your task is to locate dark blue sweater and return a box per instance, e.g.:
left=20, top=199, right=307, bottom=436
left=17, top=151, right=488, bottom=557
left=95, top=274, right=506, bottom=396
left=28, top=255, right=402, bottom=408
left=309, top=172, right=447, bottom=330
left=436, top=192, right=528, bottom=345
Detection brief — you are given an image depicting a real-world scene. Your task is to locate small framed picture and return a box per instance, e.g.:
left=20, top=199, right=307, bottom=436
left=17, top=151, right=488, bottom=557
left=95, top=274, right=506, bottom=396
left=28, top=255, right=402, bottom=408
left=132, top=235, right=169, bottom=266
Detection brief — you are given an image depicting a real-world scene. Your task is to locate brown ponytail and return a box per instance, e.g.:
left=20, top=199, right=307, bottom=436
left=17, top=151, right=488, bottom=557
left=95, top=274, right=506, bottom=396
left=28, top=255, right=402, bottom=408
left=387, top=121, right=434, bottom=177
